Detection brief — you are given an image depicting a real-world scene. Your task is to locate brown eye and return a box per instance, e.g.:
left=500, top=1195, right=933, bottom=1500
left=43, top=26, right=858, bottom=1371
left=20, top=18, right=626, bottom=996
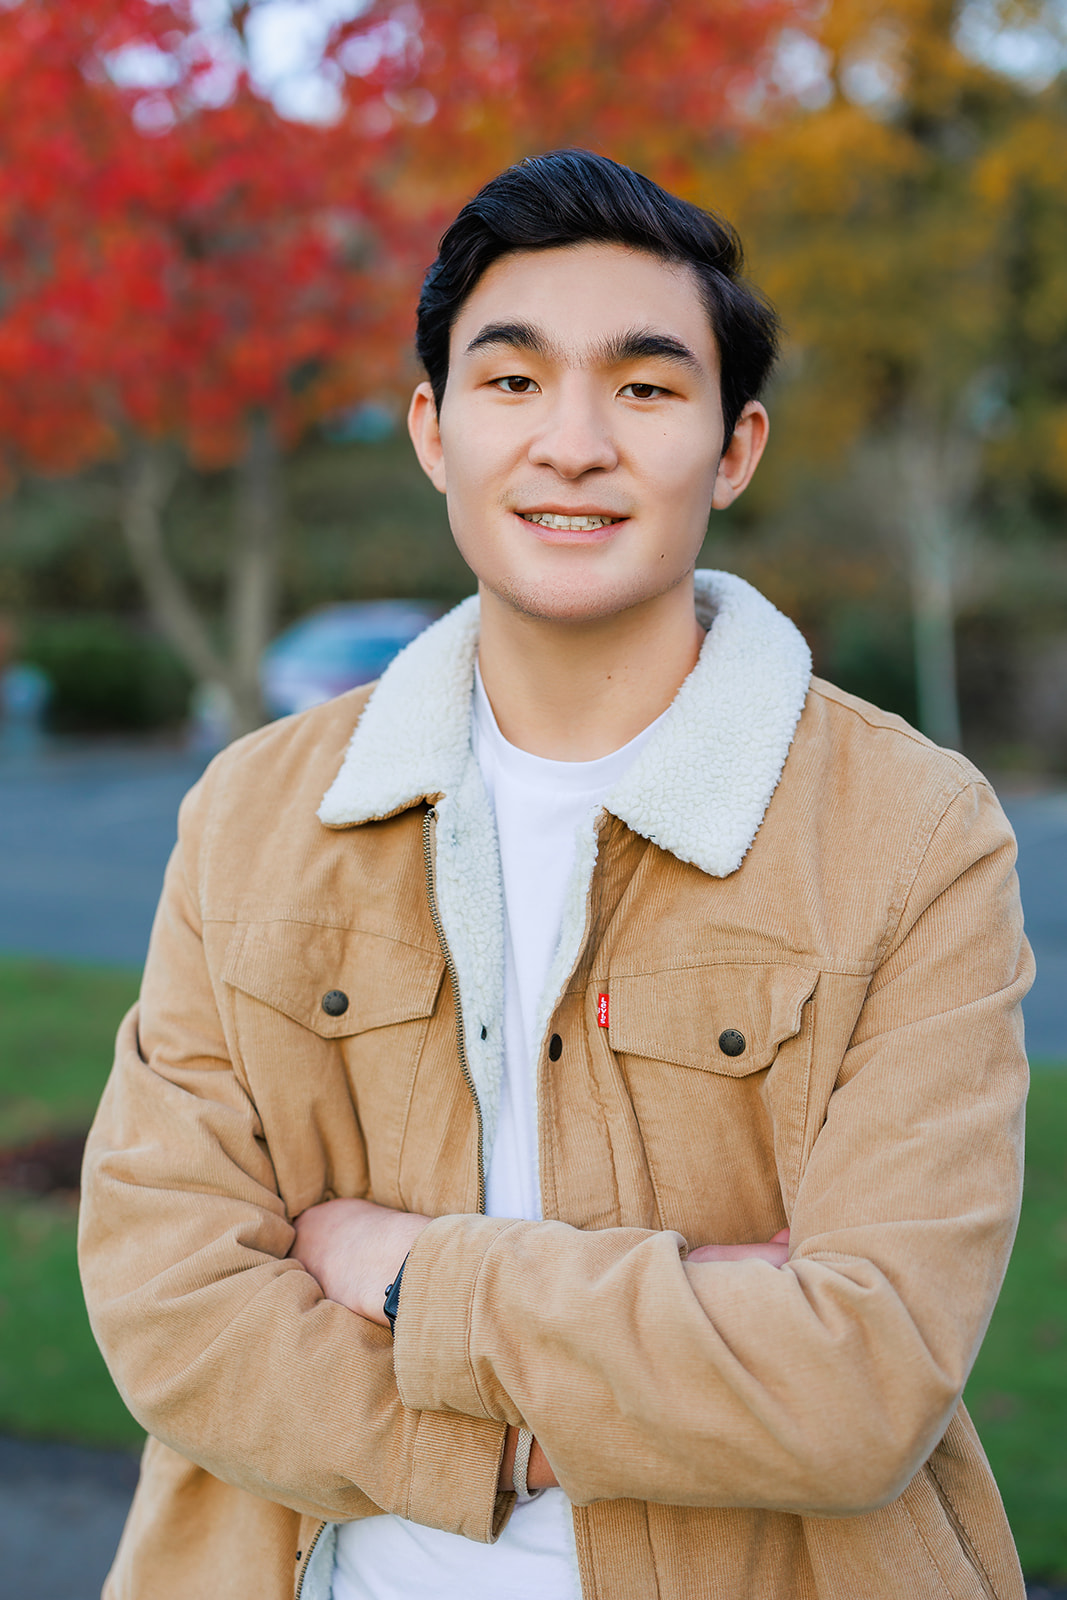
left=623, top=382, right=661, bottom=399
left=497, top=375, right=536, bottom=394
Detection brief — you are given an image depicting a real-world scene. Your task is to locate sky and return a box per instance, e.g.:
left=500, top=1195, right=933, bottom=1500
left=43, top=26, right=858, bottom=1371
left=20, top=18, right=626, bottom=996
left=113, top=0, right=1067, bottom=126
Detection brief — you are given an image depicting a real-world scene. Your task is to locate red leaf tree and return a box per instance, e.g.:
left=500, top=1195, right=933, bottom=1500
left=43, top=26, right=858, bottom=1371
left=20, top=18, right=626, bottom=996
left=0, top=0, right=414, bottom=731
left=0, top=0, right=809, bottom=734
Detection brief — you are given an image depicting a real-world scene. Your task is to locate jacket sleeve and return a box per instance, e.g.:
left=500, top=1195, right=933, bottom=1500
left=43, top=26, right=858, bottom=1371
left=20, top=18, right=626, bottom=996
left=392, top=778, right=1032, bottom=1517
left=77, top=770, right=510, bottom=1542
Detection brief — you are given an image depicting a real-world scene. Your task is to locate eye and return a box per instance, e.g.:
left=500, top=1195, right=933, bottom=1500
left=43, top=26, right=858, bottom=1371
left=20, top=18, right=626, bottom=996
left=494, top=375, right=539, bottom=395
left=620, top=382, right=667, bottom=400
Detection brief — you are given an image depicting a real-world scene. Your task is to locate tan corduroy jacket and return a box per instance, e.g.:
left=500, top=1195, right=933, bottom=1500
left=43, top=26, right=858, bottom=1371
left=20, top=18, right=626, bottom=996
left=79, top=572, right=1033, bottom=1600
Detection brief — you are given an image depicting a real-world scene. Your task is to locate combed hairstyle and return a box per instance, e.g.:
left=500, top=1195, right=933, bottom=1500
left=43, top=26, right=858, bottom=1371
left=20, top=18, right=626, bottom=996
left=415, top=149, right=781, bottom=444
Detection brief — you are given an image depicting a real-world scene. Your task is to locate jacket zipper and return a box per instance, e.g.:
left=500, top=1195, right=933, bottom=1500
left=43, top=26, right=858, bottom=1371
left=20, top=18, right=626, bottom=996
left=293, top=1520, right=326, bottom=1600
left=423, top=805, right=486, bottom=1213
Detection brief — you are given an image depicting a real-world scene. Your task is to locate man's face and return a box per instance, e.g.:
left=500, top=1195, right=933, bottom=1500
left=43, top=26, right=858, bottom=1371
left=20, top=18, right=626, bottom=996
left=409, top=242, right=760, bottom=623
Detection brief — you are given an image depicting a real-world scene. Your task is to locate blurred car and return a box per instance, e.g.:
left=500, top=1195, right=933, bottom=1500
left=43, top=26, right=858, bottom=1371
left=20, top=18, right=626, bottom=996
left=261, top=600, right=440, bottom=718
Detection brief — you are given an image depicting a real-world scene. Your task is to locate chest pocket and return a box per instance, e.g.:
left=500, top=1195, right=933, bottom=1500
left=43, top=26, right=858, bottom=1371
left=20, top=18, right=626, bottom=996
left=607, top=962, right=818, bottom=1075
left=222, top=921, right=445, bottom=1212
left=604, top=963, right=819, bottom=1240
left=223, top=921, right=444, bottom=1038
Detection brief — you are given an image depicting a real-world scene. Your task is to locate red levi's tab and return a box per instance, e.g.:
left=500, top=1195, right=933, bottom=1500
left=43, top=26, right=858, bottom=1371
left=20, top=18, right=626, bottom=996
left=596, top=993, right=610, bottom=1029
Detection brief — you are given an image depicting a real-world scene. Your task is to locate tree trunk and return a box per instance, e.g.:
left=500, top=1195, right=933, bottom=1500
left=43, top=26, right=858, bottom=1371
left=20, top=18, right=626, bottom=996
left=906, top=479, right=962, bottom=750
left=119, top=438, right=230, bottom=690
left=118, top=421, right=284, bottom=745
left=892, top=418, right=976, bottom=752
left=227, top=412, right=282, bottom=738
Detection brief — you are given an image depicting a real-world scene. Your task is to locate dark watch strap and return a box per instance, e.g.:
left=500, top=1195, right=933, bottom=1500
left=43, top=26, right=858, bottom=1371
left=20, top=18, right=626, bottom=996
left=383, top=1255, right=408, bottom=1337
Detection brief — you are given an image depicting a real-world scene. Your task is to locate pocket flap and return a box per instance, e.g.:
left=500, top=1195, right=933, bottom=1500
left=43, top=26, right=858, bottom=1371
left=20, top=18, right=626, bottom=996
left=223, top=922, right=445, bottom=1038
left=608, top=963, right=819, bottom=1075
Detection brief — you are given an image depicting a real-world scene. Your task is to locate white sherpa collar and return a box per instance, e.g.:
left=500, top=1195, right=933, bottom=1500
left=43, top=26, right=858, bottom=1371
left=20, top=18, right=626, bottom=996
left=318, top=569, right=811, bottom=878
left=319, top=591, right=482, bottom=827
left=608, top=570, right=812, bottom=874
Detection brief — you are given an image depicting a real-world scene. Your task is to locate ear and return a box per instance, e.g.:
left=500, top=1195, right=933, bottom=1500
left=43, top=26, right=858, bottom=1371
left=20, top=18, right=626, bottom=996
left=407, top=381, right=447, bottom=494
left=711, top=401, right=769, bottom=510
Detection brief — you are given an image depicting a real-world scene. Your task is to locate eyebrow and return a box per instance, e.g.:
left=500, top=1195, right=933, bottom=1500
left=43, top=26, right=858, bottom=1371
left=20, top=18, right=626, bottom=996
left=466, top=320, right=548, bottom=358
left=465, top=320, right=704, bottom=375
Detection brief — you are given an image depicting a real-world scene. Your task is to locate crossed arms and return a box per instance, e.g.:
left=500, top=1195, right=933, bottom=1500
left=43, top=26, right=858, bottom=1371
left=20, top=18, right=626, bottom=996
left=78, top=767, right=1031, bottom=1536
left=289, top=1195, right=792, bottom=1493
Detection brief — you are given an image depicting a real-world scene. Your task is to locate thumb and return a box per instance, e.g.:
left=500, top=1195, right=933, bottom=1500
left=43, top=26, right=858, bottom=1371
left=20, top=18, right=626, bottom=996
left=770, top=1228, right=790, bottom=1244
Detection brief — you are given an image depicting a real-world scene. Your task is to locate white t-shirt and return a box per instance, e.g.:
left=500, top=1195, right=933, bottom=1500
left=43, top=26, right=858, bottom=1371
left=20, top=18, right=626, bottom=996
left=332, top=671, right=664, bottom=1600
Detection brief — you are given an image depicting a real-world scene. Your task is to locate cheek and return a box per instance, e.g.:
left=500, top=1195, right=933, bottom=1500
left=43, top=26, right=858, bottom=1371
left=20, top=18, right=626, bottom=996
left=439, top=418, right=506, bottom=506
left=442, top=476, right=502, bottom=576
left=644, top=435, right=719, bottom=520
left=436, top=441, right=479, bottom=523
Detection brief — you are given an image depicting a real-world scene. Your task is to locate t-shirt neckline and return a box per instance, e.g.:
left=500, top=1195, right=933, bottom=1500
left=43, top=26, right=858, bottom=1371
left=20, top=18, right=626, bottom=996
left=472, top=661, right=669, bottom=794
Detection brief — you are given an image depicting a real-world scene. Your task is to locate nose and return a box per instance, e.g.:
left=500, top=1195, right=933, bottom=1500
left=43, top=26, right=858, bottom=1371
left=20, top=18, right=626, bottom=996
left=527, top=376, right=618, bottom=478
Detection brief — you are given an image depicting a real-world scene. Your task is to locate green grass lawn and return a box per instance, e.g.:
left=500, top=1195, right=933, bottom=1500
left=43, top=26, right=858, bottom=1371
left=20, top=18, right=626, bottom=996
left=965, top=1064, right=1067, bottom=1581
left=0, top=1192, right=144, bottom=1446
left=0, top=957, right=142, bottom=1447
left=0, top=955, right=1063, bottom=1575
left=0, top=958, right=140, bottom=1146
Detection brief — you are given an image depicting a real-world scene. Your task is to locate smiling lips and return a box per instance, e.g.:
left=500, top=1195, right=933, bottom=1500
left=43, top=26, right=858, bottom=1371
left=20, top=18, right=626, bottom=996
left=520, top=511, right=624, bottom=531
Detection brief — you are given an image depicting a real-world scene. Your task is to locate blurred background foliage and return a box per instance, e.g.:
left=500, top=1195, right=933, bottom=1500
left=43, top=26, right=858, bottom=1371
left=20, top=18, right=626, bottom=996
left=0, top=0, right=1063, bottom=767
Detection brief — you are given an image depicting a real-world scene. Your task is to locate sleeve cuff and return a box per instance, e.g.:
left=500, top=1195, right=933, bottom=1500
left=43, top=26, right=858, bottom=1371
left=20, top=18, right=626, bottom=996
left=393, top=1213, right=522, bottom=1420
left=404, top=1408, right=514, bottom=1543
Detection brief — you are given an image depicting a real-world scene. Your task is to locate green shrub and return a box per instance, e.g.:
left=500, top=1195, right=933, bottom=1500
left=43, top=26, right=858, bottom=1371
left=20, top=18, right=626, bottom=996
left=825, top=608, right=919, bottom=724
left=21, top=616, right=193, bottom=733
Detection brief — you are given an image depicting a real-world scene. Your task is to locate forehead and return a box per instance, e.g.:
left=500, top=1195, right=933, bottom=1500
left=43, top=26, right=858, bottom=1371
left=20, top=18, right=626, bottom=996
left=450, top=242, right=719, bottom=372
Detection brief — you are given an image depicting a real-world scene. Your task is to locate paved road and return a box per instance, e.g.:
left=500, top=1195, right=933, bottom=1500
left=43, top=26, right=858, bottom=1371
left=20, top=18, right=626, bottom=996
left=0, top=741, right=206, bottom=968
left=1004, top=789, right=1067, bottom=1061
left=0, top=1437, right=138, bottom=1599
left=1, top=739, right=1065, bottom=1055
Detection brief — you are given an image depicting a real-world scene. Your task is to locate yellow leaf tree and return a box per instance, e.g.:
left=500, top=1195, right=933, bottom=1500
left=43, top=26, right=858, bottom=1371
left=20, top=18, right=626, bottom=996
left=707, top=0, right=1067, bottom=747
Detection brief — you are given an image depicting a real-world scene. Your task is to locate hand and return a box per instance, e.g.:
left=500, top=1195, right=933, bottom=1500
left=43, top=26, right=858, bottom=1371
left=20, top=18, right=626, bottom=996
left=498, top=1425, right=560, bottom=1493
left=289, top=1197, right=431, bottom=1326
left=687, top=1227, right=790, bottom=1268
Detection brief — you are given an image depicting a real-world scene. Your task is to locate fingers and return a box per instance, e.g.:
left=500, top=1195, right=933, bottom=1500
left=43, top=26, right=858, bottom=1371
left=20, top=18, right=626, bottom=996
left=687, top=1241, right=790, bottom=1266
left=687, top=1226, right=791, bottom=1268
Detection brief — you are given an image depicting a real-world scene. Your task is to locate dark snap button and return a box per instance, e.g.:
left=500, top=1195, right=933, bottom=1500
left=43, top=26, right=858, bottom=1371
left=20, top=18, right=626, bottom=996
left=718, top=1028, right=746, bottom=1057
left=321, top=989, right=349, bottom=1017
left=480, top=1025, right=488, bottom=1040
left=548, top=1033, right=563, bottom=1062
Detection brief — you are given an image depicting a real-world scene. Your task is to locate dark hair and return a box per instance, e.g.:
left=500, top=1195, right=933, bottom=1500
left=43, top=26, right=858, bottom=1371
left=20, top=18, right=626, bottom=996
left=415, top=149, right=781, bottom=444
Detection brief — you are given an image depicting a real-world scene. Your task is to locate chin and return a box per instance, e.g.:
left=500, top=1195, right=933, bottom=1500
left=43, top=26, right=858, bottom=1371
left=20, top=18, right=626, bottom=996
left=486, top=565, right=690, bottom=624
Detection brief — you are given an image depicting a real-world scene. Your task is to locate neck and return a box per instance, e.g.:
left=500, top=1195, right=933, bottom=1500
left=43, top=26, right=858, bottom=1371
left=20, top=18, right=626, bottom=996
left=476, top=577, right=705, bottom=760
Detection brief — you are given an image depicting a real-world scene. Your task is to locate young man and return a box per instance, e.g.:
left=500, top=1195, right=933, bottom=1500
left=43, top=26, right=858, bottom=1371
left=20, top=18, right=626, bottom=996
left=80, top=150, right=1032, bottom=1600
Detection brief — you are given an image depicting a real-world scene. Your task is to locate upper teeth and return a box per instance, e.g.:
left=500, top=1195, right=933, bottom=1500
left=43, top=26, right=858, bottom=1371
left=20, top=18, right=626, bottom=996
left=524, top=513, right=620, bottom=529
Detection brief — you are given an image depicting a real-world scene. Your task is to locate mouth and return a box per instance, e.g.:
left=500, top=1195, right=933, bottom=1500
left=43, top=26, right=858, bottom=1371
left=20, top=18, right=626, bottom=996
left=518, top=511, right=625, bottom=532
